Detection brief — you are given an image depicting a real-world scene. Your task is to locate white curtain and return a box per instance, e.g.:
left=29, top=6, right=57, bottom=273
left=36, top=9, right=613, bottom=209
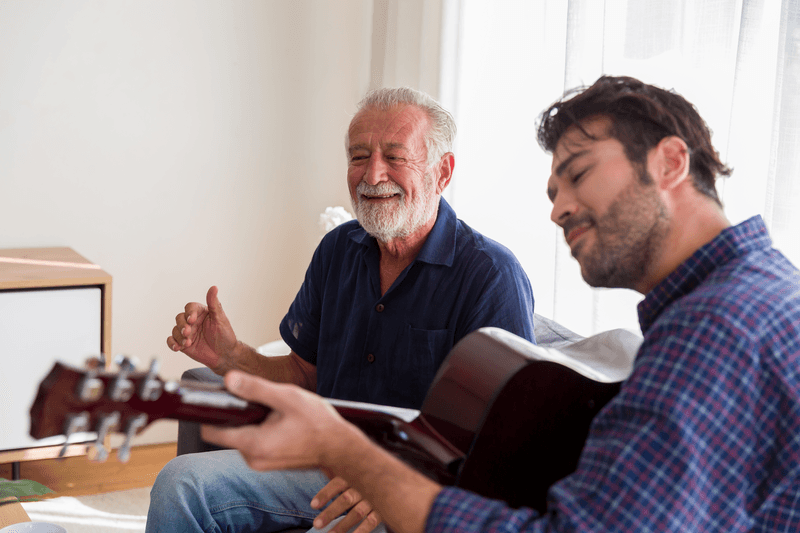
left=433, top=0, right=800, bottom=336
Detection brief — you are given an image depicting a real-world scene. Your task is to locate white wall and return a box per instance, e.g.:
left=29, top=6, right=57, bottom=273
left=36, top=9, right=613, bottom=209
left=0, top=0, right=374, bottom=445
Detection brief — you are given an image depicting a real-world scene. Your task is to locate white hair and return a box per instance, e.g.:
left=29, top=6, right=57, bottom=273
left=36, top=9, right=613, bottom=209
left=346, top=87, right=457, bottom=166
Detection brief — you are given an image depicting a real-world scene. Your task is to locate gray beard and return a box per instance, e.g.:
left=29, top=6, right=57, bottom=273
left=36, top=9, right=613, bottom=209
left=351, top=179, right=439, bottom=242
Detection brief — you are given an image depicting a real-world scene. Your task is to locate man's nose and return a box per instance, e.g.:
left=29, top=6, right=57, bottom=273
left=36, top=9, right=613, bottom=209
left=550, top=190, right=577, bottom=225
left=363, top=154, right=388, bottom=185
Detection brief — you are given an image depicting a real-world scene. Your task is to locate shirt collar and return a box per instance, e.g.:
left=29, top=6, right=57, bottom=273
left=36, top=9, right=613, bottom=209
left=637, top=215, right=772, bottom=334
left=347, top=197, right=457, bottom=267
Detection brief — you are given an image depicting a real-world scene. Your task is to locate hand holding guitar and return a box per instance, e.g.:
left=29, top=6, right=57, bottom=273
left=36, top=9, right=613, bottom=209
left=204, top=375, right=384, bottom=533
left=201, top=371, right=352, bottom=471
left=202, top=371, right=436, bottom=533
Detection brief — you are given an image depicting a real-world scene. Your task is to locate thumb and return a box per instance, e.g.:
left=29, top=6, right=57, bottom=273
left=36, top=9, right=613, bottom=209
left=206, top=285, right=225, bottom=316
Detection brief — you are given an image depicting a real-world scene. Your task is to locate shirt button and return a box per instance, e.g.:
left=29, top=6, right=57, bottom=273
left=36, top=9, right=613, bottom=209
left=367, top=353, right=375, bottom=363
left=375, top=304, right=385, bottom=312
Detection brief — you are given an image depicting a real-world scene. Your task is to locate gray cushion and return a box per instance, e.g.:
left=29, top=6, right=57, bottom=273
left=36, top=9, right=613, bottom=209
left=533, top=312, right=583, bottom=348
left=176, top=367, right=227, bottom=456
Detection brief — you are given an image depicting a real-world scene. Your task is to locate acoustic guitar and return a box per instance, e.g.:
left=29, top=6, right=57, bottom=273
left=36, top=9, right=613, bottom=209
left=29, top=327, right=637, bottom=513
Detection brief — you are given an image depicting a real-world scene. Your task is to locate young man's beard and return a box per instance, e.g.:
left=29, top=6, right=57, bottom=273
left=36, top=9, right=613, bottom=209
left=351, top=176, right=439, bottom=243
left=572, top=170, right=670, bottom=290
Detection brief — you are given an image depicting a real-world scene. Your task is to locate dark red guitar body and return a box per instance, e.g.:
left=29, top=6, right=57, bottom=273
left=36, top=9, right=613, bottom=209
left=420, top=330, right=621, bottom=512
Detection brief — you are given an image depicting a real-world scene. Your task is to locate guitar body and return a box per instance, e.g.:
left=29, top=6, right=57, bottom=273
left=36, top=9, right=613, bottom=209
left=30, top=328, right=633, bottom=513
left=420, top=329, right=622, bottom=512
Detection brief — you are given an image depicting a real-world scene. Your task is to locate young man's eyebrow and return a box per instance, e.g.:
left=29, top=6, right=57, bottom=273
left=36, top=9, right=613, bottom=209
left=547, top=149, right=590, bottom=202
left=554, top=149, right=588, bottom=177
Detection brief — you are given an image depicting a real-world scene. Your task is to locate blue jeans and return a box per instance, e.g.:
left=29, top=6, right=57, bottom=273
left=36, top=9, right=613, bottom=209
left=146, top=450, right=328, bottom=533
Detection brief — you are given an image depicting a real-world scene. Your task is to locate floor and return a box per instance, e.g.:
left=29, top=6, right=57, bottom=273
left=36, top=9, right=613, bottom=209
left=1, top=443, right=175, bottom=533
left=21, top=486, right=151, bottom=533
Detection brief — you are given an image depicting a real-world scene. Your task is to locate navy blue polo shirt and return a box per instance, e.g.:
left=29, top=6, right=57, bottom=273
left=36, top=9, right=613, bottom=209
left=279, top=198, right=535, bottom=409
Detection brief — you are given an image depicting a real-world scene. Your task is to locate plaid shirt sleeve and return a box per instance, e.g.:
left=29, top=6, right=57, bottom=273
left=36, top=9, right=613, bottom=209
left=427, top=487, right=543, bottom=533
left=425, top=217, right=800, bottom=533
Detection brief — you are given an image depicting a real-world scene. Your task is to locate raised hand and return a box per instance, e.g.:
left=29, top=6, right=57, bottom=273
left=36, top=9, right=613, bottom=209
left=167, top=286, right=238, bottom=374
left=311, top=477, right=382, bottom=533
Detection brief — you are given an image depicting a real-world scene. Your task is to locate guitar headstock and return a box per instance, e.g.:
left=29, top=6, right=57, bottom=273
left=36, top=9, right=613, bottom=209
left=30, top=357, right=269, bottom=462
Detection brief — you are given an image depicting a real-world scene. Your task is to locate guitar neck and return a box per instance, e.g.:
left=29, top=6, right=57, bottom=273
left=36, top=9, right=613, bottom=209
left=159, top=382, right=463, bottom=480
left=330, top=401, right=462, bottom=484
left=29, top=362, right=462, bottom=484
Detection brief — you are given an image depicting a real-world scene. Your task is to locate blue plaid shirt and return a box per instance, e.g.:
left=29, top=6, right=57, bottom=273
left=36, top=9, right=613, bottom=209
left=428, top=216, right=800, bottom=532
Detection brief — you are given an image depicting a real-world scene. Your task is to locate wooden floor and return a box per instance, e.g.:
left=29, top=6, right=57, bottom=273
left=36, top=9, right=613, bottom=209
left=0, top=442, right=176, bottom=498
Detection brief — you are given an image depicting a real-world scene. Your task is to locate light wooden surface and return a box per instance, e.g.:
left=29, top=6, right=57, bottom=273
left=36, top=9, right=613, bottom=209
left=0, top=443, right=176, bottom=499
left=0, top=247, right=111, bottom=289
left=0, top=246, right=112, bottom=357
left=0, top=445, right=90, bottom=464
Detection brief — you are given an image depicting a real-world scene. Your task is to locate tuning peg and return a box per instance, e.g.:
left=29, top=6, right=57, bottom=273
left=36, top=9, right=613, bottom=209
left=83, top=354, right=106, bottom=370
left=76, top=368, right=105, bottom=403
left=109, top=355, right=136, bottom=402
left=114, top=354, right=140, bottom=371
left=139, top=359, right=163, bottom=401
left=59, top=412, right=90, bottom=458
left=87, top=412, right=120, bottom=462
left=118, top=413, right=148, bottom=463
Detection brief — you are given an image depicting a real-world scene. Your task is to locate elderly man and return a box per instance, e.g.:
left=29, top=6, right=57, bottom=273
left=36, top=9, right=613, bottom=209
left=145, top=87, right=535, bottom=533
left=204, top=76, right=800, bottom=532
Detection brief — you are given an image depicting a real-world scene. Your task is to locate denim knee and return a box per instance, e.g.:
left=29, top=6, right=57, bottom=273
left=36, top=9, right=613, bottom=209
left=150, top=454, right=203, bottom=507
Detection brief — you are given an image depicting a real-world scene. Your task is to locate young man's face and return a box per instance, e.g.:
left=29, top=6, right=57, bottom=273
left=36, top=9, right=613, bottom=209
left=546, top=116, right=670, bottom=291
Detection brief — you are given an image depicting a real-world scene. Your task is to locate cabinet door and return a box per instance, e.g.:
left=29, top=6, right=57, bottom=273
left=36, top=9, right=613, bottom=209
left=0, top=287, right=102, bottom=451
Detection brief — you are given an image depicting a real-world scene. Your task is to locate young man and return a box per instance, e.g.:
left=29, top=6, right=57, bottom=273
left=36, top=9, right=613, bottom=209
left=145, top=87, right=536, bottom=533
left=203, top=76, right=800, bottom=532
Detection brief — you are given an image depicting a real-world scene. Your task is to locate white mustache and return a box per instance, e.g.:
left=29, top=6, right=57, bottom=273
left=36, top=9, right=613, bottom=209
left=357, top=182, right=404, bottom=198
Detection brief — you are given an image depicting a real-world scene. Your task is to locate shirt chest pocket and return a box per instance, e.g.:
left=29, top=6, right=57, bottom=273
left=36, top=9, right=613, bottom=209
left=390, top=326, right=450, bottom=408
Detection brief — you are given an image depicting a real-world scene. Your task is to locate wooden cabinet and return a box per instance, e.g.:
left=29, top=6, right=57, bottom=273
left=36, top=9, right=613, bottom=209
left=0, top=248, right=111, bottom=463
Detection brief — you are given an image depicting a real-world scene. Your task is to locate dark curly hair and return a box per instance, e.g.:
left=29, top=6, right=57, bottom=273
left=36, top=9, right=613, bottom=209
left=537, top=76, right=731, bottom=205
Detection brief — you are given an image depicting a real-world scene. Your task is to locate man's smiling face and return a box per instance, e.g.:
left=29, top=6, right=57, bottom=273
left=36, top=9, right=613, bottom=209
left=547, top=116, right=670, bottom=290
left=346, top=104, right=440, bottom=243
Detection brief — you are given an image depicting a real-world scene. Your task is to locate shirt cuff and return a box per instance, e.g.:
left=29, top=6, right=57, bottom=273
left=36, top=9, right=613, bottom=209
left=426, top=486, right=545, bottom=533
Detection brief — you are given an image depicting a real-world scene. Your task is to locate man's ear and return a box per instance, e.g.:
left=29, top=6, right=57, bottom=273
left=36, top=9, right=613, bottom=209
left=435, top=153, right=455, bottom=194
left=652, top=136, right=690, bottom=190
